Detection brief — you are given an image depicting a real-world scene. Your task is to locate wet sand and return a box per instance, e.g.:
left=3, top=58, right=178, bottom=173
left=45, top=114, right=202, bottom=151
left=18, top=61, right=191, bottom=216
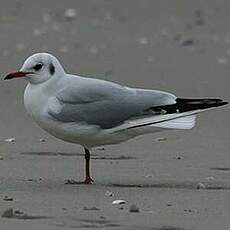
left=0, top=0, right=230, bottom=229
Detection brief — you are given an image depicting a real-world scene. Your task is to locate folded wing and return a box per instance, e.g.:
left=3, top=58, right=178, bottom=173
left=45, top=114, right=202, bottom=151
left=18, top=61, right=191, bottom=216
left=47, top=78, right=176, bottom=129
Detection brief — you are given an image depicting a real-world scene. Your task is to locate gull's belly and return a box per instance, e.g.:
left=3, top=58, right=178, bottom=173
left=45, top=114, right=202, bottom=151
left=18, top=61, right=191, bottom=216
left=24, top=84, right=132, bottom=147
left=24, top=84, right=162, bottom=148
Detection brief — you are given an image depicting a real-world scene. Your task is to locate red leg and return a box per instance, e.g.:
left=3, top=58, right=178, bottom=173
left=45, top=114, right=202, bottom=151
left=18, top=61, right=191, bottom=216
left=65, top=148, right=94, bottom=185
left=84, top=148, right=94, bottom=184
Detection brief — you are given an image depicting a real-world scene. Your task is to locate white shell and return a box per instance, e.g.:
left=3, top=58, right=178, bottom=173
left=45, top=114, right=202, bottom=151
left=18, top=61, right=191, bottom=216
left=196, top=182, right=206, bottom=189
left=4, top=138, right=15, bottom=143
left=112, top=200, right=126, bottom=205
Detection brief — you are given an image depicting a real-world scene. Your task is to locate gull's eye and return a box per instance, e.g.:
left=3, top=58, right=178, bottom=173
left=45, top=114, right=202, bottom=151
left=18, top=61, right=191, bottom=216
left=33, top=63, right=43, bottom=71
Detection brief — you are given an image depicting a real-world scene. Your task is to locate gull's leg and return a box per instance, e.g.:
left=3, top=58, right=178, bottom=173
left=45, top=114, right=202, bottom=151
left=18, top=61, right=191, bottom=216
left=65, top=148, right=94, bottom=184
left=84, top=148, right=94, bottom=184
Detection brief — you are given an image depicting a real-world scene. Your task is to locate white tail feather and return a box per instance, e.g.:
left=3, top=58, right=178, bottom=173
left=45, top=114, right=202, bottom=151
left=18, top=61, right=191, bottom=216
left=110, top=110, right=200, bottom=133
left=150, top=115, right=196, bottom=129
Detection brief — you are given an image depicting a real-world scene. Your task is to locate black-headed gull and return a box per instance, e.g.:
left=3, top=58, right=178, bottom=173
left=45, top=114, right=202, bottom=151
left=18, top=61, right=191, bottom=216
left=4, top=53, right=228, bottom=183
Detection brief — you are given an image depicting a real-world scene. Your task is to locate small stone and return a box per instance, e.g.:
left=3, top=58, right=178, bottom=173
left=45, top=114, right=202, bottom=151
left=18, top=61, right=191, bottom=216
left=97, top=147, right=105, bottom=151
left=16, top=43, right=25, bottom=52
left=42, top=12, right=52, bottom=23
left=184, top=209, right=192, bottom=213
left=147, top=56, right=154, bottom=62
left=194, top=9, right=205, bottom=26
left=39, top=138, right=46, bottom=142
left=64, top=8, right=77, bottom=20
left=217, top=57, right=228, bottom=64
left=181, top=39, right=194, bottom=47
left=105, top=190, right=114, bottom=197
left=3, top=195, right=13, bottom=201
left=14, top=209, right=24, bottom=215
left=33, top=29, right=42, bottom=36
left=89, top=45, right=98, bottom=54
left=59, top=46, right=69, bottom=53
left=155, top=137, right=167, bottom=142
left=0, top=156, right=4, bottom=160
left=167, top=203, right=172, bottom=207
left=138, top=36, right=148, bottom=45
left=176, top=156, right=182, bottom=160
left=4, top=138, right=15, bottom=143
left=129, top=204, right=140, bottom=213
left=205, top=176, right=214, bottom=180
left=1, top=208, right=13, bottom=218
left=83, top=206, right=100, bottom=211
left=197, top=182, right=206, bottom=189
left=112, top=200, right=126, bottom=205
left=145, top=174, right=154, bottom=178
left=159, top=28, right=170, bottom=37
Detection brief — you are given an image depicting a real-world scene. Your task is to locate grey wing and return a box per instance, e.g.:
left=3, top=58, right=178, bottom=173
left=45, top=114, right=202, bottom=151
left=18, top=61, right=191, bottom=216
left=47, top=81, right=176, bottom=129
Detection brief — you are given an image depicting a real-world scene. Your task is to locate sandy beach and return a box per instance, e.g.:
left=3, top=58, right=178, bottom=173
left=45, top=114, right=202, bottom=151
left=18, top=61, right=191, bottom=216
left=0, top=0, right=230, bottom=229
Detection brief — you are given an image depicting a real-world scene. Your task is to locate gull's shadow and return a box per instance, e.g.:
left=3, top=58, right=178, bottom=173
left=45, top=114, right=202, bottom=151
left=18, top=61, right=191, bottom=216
left=108, top=180, right=230, bottom=190
left=20, top=152, right=84, bottom=157
left=20, top=152, right=136, bottom=160
left=211, top=167, right=230, bottom=171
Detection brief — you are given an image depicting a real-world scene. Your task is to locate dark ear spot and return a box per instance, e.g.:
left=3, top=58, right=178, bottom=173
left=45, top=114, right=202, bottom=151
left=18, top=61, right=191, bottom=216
left=49, top=63, right=55, bottom=75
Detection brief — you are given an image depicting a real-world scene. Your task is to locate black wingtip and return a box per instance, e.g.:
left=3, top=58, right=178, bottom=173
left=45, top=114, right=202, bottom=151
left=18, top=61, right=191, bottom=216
left=176, top=98, right=228, bottom=110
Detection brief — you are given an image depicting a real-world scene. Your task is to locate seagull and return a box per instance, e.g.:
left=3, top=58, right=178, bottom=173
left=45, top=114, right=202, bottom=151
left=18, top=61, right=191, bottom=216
left=4, top=53, right=228, bottom=184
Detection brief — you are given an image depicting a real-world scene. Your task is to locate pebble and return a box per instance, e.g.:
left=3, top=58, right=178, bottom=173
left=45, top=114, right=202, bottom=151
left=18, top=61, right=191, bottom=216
left=97, top=147, right=105, bottom=151
left=105, top=190, right=114, bottom=197
left=147, top=56, right=154, bottom=63
left=145, top=174, right=154, bottom=178
left=155, top=137, right=167, bottom=142
left=112, top=199, right=126, bottom=205
left=184, top=209, right=193, bottom=213
left=83, top=206, right=100, bottom=211
left=39, top=138, right=46, bottom=142
left=205, top=176, right=215, bottom=180
left=196, top=182, right=206, bottom=189
left=89, top=45, right=98, bottom=54
left=217, top=57, right=228, bottom=64
left=42, top=12, right=52, bottom=23
left=0, top=156, right=4, bottom=160
left=16, top=43, right=25, bottom=52
left=129, top=204, right=140, bottom=213
left=1, top=208, right=13, bottom=218
left=64, top=8, right=77, bottom=20
left=14, top=209, right=24, bottom=215
left=59, top=46, right=69, bottom=53
left=33, top=29, right=42, bottom=37
left=181, top=39, right=194, bottom=47
left=3, top=195, right=13, bottom=201
left=159, top=28, right=170, bottom=37
left=138, top=36, right=148, bottom=45
left=4, top=138, right=15, bottom=143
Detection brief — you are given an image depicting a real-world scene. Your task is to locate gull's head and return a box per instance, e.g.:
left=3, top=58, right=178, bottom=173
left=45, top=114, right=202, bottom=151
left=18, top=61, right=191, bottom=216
left=4, top=53, right=65, bottom=84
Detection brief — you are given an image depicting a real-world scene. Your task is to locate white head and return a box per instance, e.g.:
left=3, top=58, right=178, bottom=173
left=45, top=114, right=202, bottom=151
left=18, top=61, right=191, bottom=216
left=4, top=53, right=65, bottom=84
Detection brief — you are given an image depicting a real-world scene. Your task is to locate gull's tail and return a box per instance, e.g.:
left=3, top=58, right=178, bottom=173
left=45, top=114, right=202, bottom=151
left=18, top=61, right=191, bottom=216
left=147, top=98, right=228, bottom=130
left=112, top=98, right=228, bottom=132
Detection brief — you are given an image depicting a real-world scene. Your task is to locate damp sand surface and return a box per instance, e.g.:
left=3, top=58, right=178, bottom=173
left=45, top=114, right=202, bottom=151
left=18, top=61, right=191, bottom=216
left=0, top=0, right=230, bottom=229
